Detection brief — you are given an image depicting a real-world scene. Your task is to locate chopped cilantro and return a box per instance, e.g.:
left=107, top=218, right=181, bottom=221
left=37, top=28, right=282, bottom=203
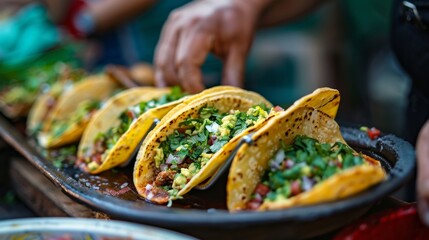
left=259, top=136, right=366, bottom=203
left=50, top=100, right=101, bottom=138
left=209, top=139, right=228, bottom=152
left=85, top=88, right=186, bottom=165
left=155, top=104, right=270, bottom=196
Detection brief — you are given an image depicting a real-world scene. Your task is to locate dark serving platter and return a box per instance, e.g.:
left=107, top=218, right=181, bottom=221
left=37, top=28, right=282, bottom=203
left=0, top=115, right=415, bottom=240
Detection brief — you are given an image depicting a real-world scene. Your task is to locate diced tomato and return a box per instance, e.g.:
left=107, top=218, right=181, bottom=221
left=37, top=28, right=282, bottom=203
left=126, top=110, right=136, bottom=119
left=367, top=127, right=381, bottom=140
left=273, top=106, right=284, bottom=112
left=291, top=180, right=301, bottom=196
left=177, top=128, right=187, bottom=134
left=255, top=183, right=270, bottom=197
left=247, top=199, right=262, bottom=210
left=335, top=161, right=343, bottom=168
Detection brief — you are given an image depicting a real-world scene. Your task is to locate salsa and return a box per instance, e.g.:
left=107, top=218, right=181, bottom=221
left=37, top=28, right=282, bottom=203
left=146, top=104, right=270, bottom=203
left=247, top=136, right=365, bottom=210
left=77, top=87, right=185, bottom=172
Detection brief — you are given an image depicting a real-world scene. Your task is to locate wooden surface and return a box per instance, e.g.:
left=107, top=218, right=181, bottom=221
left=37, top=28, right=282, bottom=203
left=10, top=158, right=109, bottom=219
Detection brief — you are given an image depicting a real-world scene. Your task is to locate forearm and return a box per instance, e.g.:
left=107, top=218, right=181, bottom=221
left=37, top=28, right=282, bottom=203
left=258, top=0, right=327, bottom=28
left=87, top=0, right=157, bottom=32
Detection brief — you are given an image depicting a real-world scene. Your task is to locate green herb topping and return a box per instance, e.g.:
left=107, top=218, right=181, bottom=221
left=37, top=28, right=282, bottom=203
left=247, top=136, right=365, bottom=210
left=50, top=100, right=101, bottom=138
left=149, top=104, right=270, bottom=200
left=78, top=87, right=185, bottom=172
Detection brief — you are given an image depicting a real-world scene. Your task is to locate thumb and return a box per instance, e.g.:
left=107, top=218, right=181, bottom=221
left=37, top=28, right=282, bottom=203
left=222, top=48, right=246, bottom=88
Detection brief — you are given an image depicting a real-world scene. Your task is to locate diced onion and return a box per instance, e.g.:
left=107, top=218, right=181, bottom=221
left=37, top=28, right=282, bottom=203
left=269, top=150, right=285, bottom=170
left=160, top=164, right=168, bottom=171
left=145, top=184, right=153, bottom=191
left=147, top=192, right=154, bottom=200
left=130, top=105, right=141, bottom=116
left=166, top=154, right=184, bottom=165
left=176, top=157, right=185, bottom=165
left=206, top=122, right=220, bottom=133
left=302, top=176, right=315, bottom=192
left=63, top=81, right=74, bottom=92
left=254, top=193, right=262, bottom=201
left=285, top=159, right=295, bottom=169
left=166, top=154, right=176, bottom=164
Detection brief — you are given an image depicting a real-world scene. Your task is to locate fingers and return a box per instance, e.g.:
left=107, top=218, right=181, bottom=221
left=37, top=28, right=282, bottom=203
left=417, top=120, right=429, bottom=225
left=178, top=65, right=205, bottom=94
left=155, top=11, right=212, bottom=93
left=222, top=47, right=245, bottom=88
left=175, top=29, right=213, bottom=93
left=154, top=0, right=254, bottom=92
left=154, top=12, right=181, bottom=87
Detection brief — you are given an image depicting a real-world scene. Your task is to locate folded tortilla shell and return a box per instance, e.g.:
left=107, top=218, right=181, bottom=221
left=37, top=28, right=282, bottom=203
left=38, top=75, right=119, bottom=148
left=78, top=87, right=178, bottom=174
left=227, top=107, right=385, bottom=211
left=27, top=94, right=55, bottom=135
left=134, top=87, right=272, bottom=202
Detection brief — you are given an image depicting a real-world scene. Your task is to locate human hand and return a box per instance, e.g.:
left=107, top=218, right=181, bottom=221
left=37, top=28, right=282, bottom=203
left=154, top=0, right=271, bottom=93
left=417, top=119, right=429, bottom=225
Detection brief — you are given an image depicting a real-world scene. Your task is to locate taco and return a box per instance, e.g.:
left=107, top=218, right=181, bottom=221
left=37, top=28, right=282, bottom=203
left=0, top=63, right=85, bottom=119
left=133, top=87, right=274, bottom=204
left=37, top=74, right=120, bottom=148
left=76, top=86, right=186, bottom=174
left=27, top=68, right=86, bottom=135
left=227, top=106, right=386, bottom=211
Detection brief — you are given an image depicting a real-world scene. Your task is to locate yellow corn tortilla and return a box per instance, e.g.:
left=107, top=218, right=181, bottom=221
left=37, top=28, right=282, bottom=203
left=133, top=87, right=273, bottom=204
left=227, top=107, right=385, bottom=211
left=27, top=68, right=87, bottom=135
left=27, top=94, right=55, bottom=135
left=38, top=74, right=119, bottom=148
left=78, top=87, right=180, bottom=174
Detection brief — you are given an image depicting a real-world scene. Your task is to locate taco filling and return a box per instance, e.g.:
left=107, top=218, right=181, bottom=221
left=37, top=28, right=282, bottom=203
left=77, top=88, right=185, bottom=172
left=49, top=100, right=101, bottom=139
left=247, top=135, right=366, bottom=210
left=145, top=104, right=270, bottom=203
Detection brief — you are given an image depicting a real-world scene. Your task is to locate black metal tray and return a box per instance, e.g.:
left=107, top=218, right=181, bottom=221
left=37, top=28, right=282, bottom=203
left=0, top=115, right=415, bottom=240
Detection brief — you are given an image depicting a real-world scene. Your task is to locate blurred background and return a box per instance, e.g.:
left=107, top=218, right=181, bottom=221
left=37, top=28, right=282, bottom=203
left=0, top=0, right=412, bottom=217
left=0, top=0, right=409, bottom=135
